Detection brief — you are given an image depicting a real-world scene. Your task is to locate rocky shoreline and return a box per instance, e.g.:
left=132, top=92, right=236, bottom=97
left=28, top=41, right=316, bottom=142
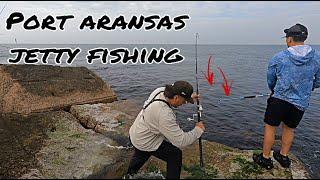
left=0, top=64, right=310, bottom=179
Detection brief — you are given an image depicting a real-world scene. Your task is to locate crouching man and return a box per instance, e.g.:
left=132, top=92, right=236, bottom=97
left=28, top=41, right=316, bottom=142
left=126, top=81, right=205, bottom=179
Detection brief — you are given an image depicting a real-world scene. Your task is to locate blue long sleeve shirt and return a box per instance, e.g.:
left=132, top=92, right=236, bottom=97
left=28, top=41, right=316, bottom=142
left=267, top=45, right=320, bottom=111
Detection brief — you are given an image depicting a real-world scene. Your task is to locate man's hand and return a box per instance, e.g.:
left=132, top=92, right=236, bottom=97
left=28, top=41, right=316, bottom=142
left=191, top=92, right=200, bottom=103
left=196, top=121, right=205, bottom=131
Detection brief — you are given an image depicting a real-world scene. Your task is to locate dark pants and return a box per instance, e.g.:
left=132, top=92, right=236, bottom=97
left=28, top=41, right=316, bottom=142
left=126, top=140, right=182, bottom=179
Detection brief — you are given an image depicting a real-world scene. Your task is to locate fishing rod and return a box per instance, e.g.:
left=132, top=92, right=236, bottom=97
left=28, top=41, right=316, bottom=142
left=202, top=89, right=319, bottom=103
left=195, top=32, right=204, bottom=169
left=218, top=93, right=271, bottom=103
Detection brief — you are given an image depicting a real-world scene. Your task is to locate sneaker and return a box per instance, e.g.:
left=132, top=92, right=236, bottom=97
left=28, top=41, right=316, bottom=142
left=122, top=173, right=133, bottom=179
left=253, top=153, right=274, bottom=170
left=273, top=150, right=291, bottom=168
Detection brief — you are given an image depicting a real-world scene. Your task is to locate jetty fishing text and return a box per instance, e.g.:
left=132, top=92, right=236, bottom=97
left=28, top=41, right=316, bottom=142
left=5, top=12, right=190, bottom=65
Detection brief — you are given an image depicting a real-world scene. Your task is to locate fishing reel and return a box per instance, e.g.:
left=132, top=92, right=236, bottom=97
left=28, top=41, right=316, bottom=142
left=187, top=114, right=198, bottom=122
left=187, top=104, right=203, bottom=122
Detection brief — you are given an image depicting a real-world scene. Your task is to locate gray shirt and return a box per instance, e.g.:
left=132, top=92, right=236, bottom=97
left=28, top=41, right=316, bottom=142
left=129, top=87, right=204, bottom=151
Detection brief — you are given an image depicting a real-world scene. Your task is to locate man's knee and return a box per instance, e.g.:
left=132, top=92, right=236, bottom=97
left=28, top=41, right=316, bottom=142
left=264, top=123, right=277, bottom=132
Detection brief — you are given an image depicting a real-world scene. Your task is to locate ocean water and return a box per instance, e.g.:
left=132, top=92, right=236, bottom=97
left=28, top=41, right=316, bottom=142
left=1, top=44, right=319, bottom=178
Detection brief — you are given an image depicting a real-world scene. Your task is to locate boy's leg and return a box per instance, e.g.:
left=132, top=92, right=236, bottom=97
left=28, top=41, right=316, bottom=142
left=262, top=97, right=284, bottom=158
left=280, top=123, right=294, bottom=156
left=273, top=100, right=304, bottom=168
left=280, top=104, right=304, bottom=156
left=273, top=123, right=295, bottom=168
left=255, top=97, right=293, bottom=169
left=263, top=123, right=276, bottom=158
left=127, top=147, right=151, bottom=176
left=253, top=122, right=277, bottom=170
left=151, top=141, right=182, bottom=179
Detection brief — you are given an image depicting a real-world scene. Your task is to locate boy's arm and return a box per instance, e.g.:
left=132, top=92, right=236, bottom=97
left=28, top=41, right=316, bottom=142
left=313, top=67, right=320, bottom=91
left=267, top=58, right=277, bottom=92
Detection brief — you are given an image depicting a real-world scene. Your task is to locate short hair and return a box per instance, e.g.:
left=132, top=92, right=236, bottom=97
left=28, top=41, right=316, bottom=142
left=292, top=36, right=307, bottom=42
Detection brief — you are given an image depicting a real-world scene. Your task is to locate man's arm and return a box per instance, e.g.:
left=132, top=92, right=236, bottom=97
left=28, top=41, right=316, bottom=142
left=267, top=58, right=277, bottom=92
left=313, top=67, right=320, bottom=91
left=158, top=108, right=203, bottom=148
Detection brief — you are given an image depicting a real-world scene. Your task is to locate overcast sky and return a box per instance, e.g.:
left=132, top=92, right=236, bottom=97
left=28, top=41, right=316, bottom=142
left=0, top=1, right=319, bottom=44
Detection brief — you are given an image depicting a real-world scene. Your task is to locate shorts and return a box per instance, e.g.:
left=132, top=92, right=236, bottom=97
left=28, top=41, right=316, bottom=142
left=264, top=97, right=304, bottom=129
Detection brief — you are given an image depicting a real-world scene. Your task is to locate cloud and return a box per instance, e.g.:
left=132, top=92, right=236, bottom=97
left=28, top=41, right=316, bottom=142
left=0, top=1, right=319, bottom=44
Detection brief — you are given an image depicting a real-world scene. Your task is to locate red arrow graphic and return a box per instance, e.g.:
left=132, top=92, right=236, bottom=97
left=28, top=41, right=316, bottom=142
left=202, top=55, right=214, bottom=86
left=218, top=67, right=233, bottom=96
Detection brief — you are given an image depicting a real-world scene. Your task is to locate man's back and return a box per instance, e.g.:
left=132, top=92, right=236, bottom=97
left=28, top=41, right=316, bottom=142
left=267, top=45, right=320, bottom=110
left=254, top=23, right=319, bottom=171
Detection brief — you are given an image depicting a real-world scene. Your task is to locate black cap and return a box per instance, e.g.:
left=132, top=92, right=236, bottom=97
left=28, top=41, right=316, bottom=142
left=284, top=23, right=308, bottom=38
left=172, top=81, right=194, bottom=103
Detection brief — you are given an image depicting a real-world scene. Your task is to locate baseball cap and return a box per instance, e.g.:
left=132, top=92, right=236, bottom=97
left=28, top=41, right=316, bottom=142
left=172, top=81, right=194, bottom=103
left=283, top=23, right=308, bottom=38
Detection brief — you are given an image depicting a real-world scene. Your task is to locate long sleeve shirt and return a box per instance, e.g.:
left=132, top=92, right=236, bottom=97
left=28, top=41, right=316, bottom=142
left=129, top=87, right=203, bottom=151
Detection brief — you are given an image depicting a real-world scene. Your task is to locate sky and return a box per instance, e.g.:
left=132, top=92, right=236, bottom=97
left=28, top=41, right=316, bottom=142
left=0, top=1, right=319, bottom=45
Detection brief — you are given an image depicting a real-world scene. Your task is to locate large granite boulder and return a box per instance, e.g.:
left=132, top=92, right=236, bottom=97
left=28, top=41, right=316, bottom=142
left=0, top=64, right=117, bottom=115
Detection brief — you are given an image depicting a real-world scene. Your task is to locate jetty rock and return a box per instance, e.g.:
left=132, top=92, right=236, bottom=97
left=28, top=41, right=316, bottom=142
left=0, top=64, right=117, bottom=115
left=0, top=64, right=310, bottom=179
